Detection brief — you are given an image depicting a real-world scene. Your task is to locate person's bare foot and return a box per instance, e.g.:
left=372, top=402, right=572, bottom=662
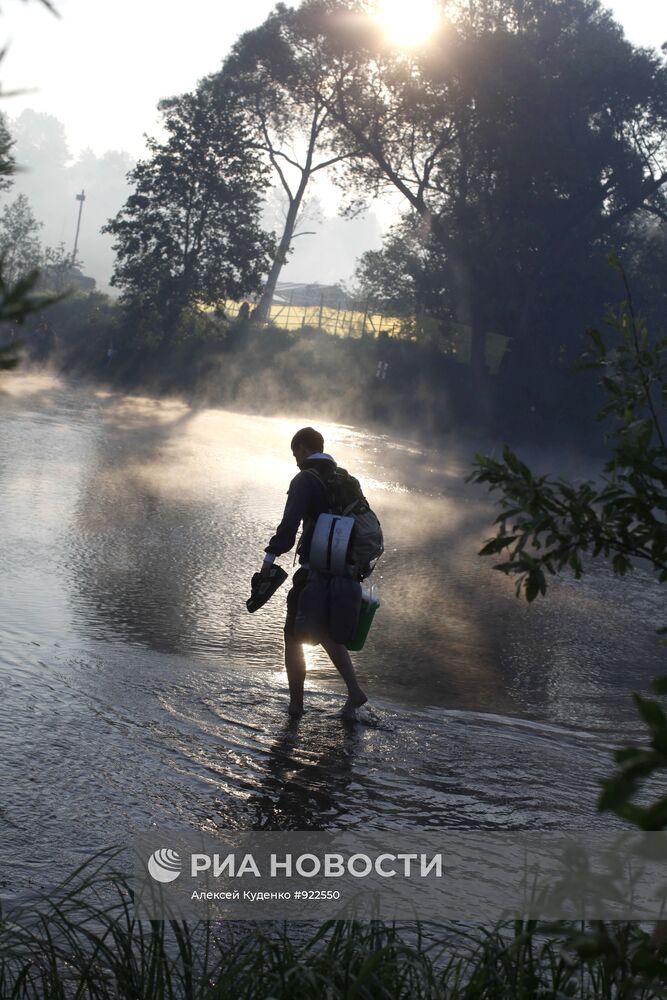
left=340, top=691, right=368, bottom=719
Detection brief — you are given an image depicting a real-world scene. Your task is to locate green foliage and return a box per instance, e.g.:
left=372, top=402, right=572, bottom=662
left=104, top=77, right=274, bottom=341
left=471, top=261, right=667, bottom=828
left=0, top=342, right=19, bottom=369
left=320, top=0, right=667, bottom=376
left=0, top=268, right=58, bottom=369
left=0, top=192, right=43, bottom=285
left=0, top=1, right=74, bottom=370
left=4, top=850, right=667, bottom=998
left=0, top=195, right=66, bottom=370
left=355, top=213, right=438, bottom=318
left=471, top=263, right=667, bottom=602
left=597, top=680, right=667, bottom=830
left=0, top=110, right=14, bottom=193
left=0, top=267, right=45, bottom=321
left=40, top=240, right=73, bottom=293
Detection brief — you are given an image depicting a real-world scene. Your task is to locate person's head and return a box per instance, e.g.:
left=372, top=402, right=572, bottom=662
left=291, top=426, right=324, bottom=465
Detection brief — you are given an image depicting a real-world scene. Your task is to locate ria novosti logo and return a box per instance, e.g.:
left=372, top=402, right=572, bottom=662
left=147, top=849, right=182, bottom=883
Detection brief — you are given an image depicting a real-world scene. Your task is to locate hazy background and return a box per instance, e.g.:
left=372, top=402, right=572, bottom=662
left=0, top=0, right=664, bottom=294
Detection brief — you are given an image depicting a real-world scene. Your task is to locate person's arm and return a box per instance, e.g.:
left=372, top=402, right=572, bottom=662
left=260, top=474, right=312, bottom=573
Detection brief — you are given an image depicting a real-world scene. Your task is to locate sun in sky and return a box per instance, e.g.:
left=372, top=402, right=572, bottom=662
left=375, top=0, right=441, bottom=47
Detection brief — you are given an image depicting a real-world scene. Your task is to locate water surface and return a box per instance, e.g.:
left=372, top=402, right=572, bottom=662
left=0, top=374, right=660, bottom=893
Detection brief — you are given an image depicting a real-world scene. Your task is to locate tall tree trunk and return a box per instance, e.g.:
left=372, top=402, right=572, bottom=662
left=254, top=159, right=313, bottom=322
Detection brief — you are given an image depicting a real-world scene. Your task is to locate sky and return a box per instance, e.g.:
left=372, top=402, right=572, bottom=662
left=1, top=1, right=279, bottom=158
left=1, top=0, right=666, bottom=290
left=3, top=0, right=666, bottom=161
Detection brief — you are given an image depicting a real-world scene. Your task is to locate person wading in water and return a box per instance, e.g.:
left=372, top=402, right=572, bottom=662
left=260, top=427, right=369, bottom=719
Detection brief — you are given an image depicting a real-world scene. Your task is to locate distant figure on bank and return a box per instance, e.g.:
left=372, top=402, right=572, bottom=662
left=237, top=301, right=250, bottom=322
left=260, top=426, right=368, bottom=719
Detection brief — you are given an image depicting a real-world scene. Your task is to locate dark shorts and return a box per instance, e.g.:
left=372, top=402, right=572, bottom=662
left=284, top=566, right=310, bottom=636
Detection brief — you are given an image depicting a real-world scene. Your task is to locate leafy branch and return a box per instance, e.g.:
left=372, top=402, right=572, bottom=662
left=0, top=0, right=63, bottom=368
left=470, top=261, right=667, bottom=604
left=0, top=267, right=59, bottom=369
left=470, top=258, right=667, bottom=829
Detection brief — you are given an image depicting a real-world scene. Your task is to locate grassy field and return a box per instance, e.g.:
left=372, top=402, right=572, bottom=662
left=225, top=301, right=509, bottom=373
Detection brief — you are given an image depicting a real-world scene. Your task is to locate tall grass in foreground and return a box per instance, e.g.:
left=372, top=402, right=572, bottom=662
left=1, top=850, right=666, bottom=999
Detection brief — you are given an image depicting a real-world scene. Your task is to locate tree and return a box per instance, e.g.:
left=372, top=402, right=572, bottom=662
left=220, top=0, right=353, bottom=322
left=303, top=0, right=667, bottom=379
left=8, top=112, right=136, bottom=295
left=470, top=257, right=667, bottom=829
left=10, top=109, right=70, bottom=232
left=0, top=111, right=14, bottom=195
left=355, top=209, right=457, bottom=316
left=104, top=76, right=274, bottom=339
left=622, top=215, right=667, bottom=333
left=0, top=192, right=43, bottom=285
left=0, top=107, right=19, bottom=371
left=40, top=242, right=74, bottom=294
left=0, top=0, right=60, bottom=371
left=354, top=211, right=453, bottom=337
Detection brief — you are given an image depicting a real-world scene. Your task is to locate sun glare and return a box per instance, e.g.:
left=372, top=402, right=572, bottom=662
left=375, top=0, right=440, bottom=47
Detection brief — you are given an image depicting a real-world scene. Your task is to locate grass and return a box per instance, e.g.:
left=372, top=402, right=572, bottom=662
left=2, top=850, right=667, bottom=998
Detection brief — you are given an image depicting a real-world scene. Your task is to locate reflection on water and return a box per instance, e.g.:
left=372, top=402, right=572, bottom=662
left=0, top=374, right=660, bottom=892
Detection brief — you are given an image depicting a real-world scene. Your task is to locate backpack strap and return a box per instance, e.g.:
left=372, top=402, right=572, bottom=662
left=296, top=468, right=331, bottom=561
left=301, top=467, right=332, bottom=508
left=304, top=467, right=368, bottom=516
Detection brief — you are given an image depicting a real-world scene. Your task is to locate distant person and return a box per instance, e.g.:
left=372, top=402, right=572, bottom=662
left=237, top=301, right=250, bottom=322
left=259, top=426, right=369, bottom=719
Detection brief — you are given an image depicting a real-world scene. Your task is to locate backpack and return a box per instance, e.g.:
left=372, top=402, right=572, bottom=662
left=304, top=466, right=384, bottom=579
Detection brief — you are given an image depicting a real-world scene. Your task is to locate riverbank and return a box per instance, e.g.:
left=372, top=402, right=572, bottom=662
left=12, top=291, right=607, bottom=453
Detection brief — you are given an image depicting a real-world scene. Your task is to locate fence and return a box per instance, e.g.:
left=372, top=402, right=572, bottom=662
left=223, top=296, right=508, bottom=373
left=225, top=296, right=404, bottom=339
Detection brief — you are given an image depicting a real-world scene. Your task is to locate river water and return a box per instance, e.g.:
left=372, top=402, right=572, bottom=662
left=0, top=373, right=662, bottom=894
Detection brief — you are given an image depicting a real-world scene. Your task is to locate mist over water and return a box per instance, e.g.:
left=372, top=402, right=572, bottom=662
left=0, top=375, right=660, bottom=893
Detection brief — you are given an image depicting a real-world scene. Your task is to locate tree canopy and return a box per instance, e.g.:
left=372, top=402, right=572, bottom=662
left=104, top=77, right=274, bottom=338
left=218, top=1, right=354, bottom=321
left=0, top=192, right=43, bottom=286
left=295, top=0, right=667, bottom=378
left=0, top=0, right=63, bottom=369
left=99, top=0, right=667, bottom=416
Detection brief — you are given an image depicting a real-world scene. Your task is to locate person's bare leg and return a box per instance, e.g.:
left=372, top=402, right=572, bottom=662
left=320, top=637, right=367, bottom=717
left=284, top=633, right=306, bottom=718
